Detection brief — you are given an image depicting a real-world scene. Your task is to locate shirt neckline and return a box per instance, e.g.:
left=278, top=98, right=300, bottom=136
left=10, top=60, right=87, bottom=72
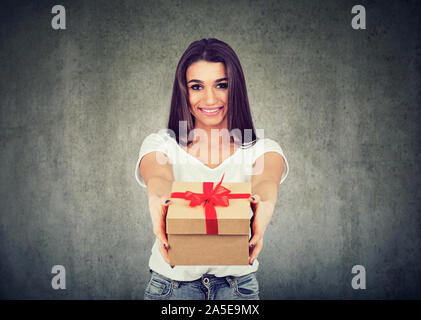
left=170, top=138, right=244, bottom=171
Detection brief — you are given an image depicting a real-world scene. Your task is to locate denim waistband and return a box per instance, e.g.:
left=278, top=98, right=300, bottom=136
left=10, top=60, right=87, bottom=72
left=149, top=269, right=244, bottom=288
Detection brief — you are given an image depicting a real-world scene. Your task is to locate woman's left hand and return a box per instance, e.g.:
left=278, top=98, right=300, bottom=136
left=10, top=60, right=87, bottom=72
left=248, top=194, right=275, bottom=265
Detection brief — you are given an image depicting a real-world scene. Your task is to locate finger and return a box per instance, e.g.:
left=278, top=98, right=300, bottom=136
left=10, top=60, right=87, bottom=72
left=161, top=199, right=172, bottom=217
left=156, top=230, right=169, bottom=249
left=248, top=232, right=261, bottom=249
left=249, top=195, right=261, bottom=215
left=156, top=199, right=171, bottom=248
left=162, top=199, right=172, bottom=207
left=249, top=240, right=263, bottom=265
left=248, top=194, right=261, bottom=204
left=157, top=238, right=170, bottom=264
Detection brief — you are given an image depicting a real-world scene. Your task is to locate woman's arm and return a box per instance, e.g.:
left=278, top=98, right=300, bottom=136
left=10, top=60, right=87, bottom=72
left=248, top=152, right=285, bottom=264
left=139, top=151, right=175, bottom=264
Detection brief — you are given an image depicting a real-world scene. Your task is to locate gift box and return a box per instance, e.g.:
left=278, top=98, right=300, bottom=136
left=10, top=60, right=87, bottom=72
left=166, top=175, right=251, bottom=265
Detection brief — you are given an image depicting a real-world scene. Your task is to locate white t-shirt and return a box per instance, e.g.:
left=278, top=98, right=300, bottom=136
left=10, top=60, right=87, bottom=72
left=135, top=129, right=289, bottom=281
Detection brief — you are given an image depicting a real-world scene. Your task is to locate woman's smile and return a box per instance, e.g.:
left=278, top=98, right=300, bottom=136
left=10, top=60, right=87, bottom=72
left=198, top=106, right=224, bottom=116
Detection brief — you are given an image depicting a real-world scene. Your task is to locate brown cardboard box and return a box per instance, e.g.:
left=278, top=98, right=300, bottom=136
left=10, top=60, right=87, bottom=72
left=166, top=180, right=251, bottom=265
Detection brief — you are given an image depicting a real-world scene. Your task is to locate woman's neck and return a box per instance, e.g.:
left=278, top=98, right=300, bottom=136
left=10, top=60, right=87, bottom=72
left=192, top=119, right=230, bottom=144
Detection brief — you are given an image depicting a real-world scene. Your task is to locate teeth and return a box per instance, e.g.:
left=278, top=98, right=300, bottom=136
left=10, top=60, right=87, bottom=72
left=201, top=107, right=221, bottom=113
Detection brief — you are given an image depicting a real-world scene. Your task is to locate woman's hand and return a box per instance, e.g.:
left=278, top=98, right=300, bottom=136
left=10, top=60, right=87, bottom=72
left=248, top=194, right=275, bottom=265
left=148, top=195, right=172, bottom=266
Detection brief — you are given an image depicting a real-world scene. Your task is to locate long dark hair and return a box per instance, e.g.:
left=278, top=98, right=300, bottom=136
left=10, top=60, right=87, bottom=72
left=167, top=38, right=258, bottom=148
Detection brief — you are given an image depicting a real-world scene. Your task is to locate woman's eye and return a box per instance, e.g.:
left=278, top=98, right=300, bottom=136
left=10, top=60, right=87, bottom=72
left=190, top=83, right=227, bottom=90
left=190, top=84, right=202, bottom=90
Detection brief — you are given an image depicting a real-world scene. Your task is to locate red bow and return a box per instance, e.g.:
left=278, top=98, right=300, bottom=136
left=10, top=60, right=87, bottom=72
left=170, top=174, right=251, bottom=234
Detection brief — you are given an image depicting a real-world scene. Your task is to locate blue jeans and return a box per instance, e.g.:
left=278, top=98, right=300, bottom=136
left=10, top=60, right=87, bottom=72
left=144, top=270, right=260, bottom=300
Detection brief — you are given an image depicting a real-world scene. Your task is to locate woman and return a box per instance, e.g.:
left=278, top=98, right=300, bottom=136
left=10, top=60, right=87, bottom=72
left=135, top=38, right=289, bottom=300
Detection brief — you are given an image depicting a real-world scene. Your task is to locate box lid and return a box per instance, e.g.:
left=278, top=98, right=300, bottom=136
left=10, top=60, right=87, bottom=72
left=166, top=181, right=251, bottom=235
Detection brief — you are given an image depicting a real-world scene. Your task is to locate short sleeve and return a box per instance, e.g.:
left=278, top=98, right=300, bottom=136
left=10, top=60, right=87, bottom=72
left=135, top=133, right=169, bottom=188
left=252, top=138, right=289, bottom=185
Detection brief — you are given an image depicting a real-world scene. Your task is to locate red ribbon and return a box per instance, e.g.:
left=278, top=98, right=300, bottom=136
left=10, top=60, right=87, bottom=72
left=170, top=173, right=251, bottom=234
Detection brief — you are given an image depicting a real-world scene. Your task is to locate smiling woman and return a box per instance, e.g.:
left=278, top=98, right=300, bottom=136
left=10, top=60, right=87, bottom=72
left=167, top=38, right=257, bottom=149
left=135, top=38, right=289, bottom=300
left=186, top=61, right=229, bottom=125
left=185, top=61, right=231, bottom=166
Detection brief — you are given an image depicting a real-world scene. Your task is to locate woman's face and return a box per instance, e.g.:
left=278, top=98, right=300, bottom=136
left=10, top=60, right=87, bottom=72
left=186, top=60, right=229, bottom=129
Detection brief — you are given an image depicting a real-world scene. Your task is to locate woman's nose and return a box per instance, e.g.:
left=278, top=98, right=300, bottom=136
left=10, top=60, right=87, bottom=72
left=204, top=87, right=217, bottom=105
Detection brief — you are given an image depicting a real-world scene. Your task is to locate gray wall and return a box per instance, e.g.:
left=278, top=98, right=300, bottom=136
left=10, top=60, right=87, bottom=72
left=1, top=0, right=420, bottom=299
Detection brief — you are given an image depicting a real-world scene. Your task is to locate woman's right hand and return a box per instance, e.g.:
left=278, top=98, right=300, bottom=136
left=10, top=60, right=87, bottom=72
left=148, top=195, right=172, bottom=265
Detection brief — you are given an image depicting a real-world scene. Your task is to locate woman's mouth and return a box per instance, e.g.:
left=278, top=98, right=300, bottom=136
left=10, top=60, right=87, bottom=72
left=198, top=106, right=224, bottom=117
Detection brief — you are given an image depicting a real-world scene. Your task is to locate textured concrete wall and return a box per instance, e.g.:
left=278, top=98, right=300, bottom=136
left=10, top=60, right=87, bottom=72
left=1, top=0, right=420, bottom=299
